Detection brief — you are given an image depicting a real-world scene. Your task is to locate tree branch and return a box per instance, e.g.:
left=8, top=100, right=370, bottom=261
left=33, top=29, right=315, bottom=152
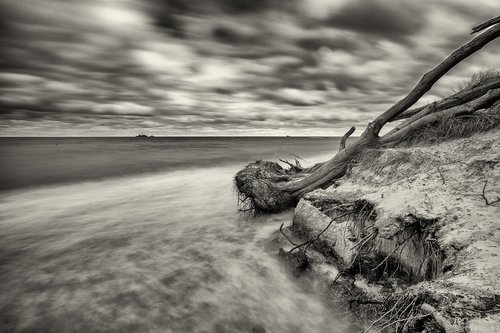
left=481, top=179, right=500, bottom=206
left=472, top=15, right=500, bottom=34
left=339, top=126, right=356, bottom=151
left=391, top=79, right=500, bottom=123
left=287, top=211, right=351, bottom=253
left=368, top=21, right=500, bottom=134
left=235, top=16, right=500, bottom=213
left=279, top=222, right=298, bottom=246
left=380, top=88, right=500, bottom=144
left=437, top=166, right=446, bottom=185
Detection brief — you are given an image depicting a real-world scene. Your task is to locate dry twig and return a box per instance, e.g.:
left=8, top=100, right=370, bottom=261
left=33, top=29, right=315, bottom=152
left=286, top=211, right=352, bottom=253
left=481, top=179, right=500, bottom=205
left=279, top=222, right=297, bottom=246
left=376, top=312, right=432, bottom=333
left=437, top=165, right=446, bottom=184
left=363, top=294, right=406, bottom=333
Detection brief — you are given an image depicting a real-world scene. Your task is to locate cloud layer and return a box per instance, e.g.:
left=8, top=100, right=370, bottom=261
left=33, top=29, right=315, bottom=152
left=0, top=0, right=498, bottom=136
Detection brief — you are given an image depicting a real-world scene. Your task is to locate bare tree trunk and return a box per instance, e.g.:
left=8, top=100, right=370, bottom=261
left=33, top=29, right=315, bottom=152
left=235, top=17, right=500, bottom=213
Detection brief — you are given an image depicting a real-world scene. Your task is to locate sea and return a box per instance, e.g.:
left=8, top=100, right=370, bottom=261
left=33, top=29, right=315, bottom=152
left=0, top=137, right=356, bottom=333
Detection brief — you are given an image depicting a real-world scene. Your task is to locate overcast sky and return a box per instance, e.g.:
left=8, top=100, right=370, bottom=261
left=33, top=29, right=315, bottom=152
left=0, top=0, right=498, bottom=136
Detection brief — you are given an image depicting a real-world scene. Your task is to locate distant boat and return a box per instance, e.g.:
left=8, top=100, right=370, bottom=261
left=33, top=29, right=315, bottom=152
left=136, top=134, right=148, bottom=137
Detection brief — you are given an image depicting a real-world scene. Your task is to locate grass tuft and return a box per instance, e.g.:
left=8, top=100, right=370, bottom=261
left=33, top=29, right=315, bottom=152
left=396, top=106, right=500, bottom=146
left=454, top=69, right=500, bottom=92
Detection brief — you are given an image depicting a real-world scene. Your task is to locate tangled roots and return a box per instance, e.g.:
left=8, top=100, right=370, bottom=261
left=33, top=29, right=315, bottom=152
left=234, top=161, right=295, bottom=214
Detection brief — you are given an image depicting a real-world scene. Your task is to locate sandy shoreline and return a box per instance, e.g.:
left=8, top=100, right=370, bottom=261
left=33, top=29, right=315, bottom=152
left=274, top=129, right=500, bottom=332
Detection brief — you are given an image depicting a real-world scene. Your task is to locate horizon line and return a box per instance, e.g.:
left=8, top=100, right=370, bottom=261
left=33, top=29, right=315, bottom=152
left=0, top=135, right=357, bottom=138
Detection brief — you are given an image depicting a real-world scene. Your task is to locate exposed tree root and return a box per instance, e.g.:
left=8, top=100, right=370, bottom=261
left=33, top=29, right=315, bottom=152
left=351, top=229, right=378, bottom=251
left=279, top=158, right=303, bottom=172
left=371, top=231, right=419, bottom=272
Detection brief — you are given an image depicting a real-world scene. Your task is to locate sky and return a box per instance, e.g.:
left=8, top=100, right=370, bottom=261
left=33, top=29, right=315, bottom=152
left=0, top=0, right=499, bottom=136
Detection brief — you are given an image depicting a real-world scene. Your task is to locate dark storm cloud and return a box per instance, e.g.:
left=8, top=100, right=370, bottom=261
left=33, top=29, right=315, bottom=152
left=154, top=14, right=185, bottom=38
left=160, top=0, right=290, bottom=14
left=258, top=89, right=325, bottom=107
left=210, top=25, right=265, bottom=46
left=217, top=0, right=273, bottom=14
left=327, top=74, right=371, bottom=92
left=0, top=0, right=499, bottom=136
left=324, top=0, right=425, bottom=43
left=295, top=36, right=359, bottom=52
left=149, top=0, right=286, bottom=39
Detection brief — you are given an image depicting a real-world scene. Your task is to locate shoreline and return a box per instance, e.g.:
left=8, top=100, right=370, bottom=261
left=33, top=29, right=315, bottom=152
left=272, top=129, right=500, bottom=332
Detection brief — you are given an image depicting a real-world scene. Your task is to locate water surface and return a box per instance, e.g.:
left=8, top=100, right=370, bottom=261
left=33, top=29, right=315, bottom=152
left=0, top=137, right=354, bottom=333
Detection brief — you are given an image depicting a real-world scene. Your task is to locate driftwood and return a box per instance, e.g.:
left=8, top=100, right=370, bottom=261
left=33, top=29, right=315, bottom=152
left=235, top=16, right=500, bottom=213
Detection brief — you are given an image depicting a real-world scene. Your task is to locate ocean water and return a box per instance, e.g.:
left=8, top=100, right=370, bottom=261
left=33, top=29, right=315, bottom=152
left=0, top=137, right=355, bottom=333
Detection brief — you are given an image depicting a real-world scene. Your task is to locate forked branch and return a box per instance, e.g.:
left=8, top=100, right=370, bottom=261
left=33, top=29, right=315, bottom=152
left=368, top=21, right=500, bottom=134
left=380, top=88, right=500, bottom=144
left=283, top=211, right=351, bottom=254
left=391, top=79, right=500, bottom=123
left=481, top=179, right=500, bottom=206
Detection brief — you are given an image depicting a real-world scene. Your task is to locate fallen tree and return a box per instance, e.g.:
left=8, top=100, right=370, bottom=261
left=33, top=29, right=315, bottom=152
left=235, top=16, right=500, bottom=213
